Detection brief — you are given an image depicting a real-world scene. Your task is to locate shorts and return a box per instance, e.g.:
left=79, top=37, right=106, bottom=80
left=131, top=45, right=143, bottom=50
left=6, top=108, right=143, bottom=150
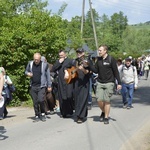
left=96, top=82, right=114, bottom=102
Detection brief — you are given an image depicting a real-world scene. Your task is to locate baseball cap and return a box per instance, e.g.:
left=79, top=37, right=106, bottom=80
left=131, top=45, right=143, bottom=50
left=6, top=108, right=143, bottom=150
left=125, top=57, right=132, bottom=61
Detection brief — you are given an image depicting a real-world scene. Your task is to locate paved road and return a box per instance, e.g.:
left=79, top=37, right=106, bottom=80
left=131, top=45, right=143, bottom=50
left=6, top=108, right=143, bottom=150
left=0, top=77, right=150, bottom=150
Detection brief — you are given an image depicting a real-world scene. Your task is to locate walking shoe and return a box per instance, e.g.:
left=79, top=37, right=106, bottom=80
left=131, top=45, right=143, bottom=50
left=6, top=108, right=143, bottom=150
left=123, top=104, right=127, bottom=109
left=0, top=116, right=3, bottom=120
left=77, top=118, right=83, bottom=124
left=49, top=110, right=55, bottom=115
left=104, top=118, right=109, bottom=124
left=100, top=112, right=105, bottom=122
left=56, top=107, right=60, bottom=112
left=87, top=104, right=92, bottom=110
left=127, top=105, right=133, bottom=109
left=34, top=116, right=40, bottom=122
left=41, top=115, right=46, bottom=122
left=4, top=112, right=8, bottom=118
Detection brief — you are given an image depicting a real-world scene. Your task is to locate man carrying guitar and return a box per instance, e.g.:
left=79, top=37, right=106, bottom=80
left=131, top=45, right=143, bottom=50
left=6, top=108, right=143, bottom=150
left=64, top=48, right=90, bottom=123
left=52, top=50, right=74, bottom=118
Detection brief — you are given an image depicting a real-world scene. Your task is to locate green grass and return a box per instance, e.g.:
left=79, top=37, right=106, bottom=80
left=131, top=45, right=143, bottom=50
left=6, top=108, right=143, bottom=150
left=130, top=24, right=150, bottom=30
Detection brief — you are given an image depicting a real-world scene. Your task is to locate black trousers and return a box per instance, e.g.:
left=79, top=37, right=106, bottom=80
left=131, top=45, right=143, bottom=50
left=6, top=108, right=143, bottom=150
left=29, top=86, right=46, bottom=116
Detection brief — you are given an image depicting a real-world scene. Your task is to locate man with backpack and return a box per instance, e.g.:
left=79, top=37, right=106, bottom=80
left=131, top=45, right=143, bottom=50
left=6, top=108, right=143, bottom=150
left=89, top=45, right=122, bottom=124
left=25, top=53, right=52, bottom=122
left=120, top=57, right=138, bottom=109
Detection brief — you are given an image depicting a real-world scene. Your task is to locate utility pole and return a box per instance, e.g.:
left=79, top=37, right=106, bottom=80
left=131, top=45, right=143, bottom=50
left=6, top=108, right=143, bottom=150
left=81, top=0, right=99, bottom=54
left=89, top=0, right=99, bottom=51
left=81, top=0, right=85, bottom=38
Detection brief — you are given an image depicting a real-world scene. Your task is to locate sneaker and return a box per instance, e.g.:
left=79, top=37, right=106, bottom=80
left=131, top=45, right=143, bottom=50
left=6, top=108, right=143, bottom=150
left=50, top=110, right=55, bottom=115
left=123, top=104, right=127, bottom=109
left=77, top=119, right=83, bottom=124
left=87, top=104, right=92, bottom=110
left=41, top=115, right=46, bottom=122
left=34, top=116, right=40, bottom=122
left=104, top=118, right=109, bottom=124
left=100, top=112, right=105, bottom=122
left=127, top=105, right=133, bottom=109
left=56, top=107, right=60, bottom=112
left=0, top=116, right=4, bottom=120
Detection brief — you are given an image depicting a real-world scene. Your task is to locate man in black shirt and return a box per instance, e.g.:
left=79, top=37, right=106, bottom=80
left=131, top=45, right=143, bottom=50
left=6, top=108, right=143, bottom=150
left=25, top=53, right=52, bottom=122
left=89, top=45, right=121, bottom=124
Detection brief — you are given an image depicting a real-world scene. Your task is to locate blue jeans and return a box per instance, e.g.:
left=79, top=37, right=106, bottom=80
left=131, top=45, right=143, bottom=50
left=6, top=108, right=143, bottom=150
left=121, top=83, right=134, bottom=106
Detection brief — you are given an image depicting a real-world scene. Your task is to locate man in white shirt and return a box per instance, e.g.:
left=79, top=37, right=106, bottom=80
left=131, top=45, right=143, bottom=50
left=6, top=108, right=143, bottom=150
left=120, top=58, right=138, bottom=109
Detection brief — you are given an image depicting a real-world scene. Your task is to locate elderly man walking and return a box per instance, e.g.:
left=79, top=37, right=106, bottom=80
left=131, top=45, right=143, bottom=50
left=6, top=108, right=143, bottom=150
left=25, top=53, right=52, bottom=122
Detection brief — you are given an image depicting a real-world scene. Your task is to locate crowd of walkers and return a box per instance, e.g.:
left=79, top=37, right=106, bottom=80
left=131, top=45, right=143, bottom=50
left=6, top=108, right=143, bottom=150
left=24, top=45, right=121, bottom=124
left=0, top=45, right=150, bottom=125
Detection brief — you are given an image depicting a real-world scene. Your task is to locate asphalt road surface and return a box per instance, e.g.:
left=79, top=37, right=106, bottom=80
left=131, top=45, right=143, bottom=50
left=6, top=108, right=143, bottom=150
left=0, top=76, right=150, bottom=150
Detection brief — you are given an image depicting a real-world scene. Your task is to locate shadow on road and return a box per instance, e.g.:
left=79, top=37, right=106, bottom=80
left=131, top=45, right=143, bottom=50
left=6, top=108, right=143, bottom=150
left=111, top=85, right=150, bottom=108
left=0, top=126, right=8, bottom=140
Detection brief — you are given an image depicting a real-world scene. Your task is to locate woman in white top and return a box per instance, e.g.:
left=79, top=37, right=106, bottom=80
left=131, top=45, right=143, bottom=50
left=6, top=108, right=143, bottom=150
left=2, top=67, right=13, bottom=119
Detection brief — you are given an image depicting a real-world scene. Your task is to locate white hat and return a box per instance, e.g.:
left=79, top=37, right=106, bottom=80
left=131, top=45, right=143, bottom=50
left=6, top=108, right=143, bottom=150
left=0, top=96, right=4, bottom=108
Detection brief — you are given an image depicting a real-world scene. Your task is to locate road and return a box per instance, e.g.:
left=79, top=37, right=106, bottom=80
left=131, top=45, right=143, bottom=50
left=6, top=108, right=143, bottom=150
left=0, top=76, right=150, bottom=150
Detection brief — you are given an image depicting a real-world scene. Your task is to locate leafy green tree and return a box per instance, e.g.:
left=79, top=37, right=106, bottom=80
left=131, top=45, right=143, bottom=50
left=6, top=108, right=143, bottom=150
left=0, top=1, right=68, bottom=105
left=121, top=26, right=150, bottom=57
left=110, top=11, right=128, bottom=37
left=66, top=16, right=83, bottom=51
left=98, top=11, right=128, bottom=52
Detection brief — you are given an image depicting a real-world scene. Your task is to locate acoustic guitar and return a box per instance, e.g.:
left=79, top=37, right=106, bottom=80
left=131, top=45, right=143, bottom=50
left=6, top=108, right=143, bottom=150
left=65, top=54, right=89, bottom=84
left=65, top=66, right=78, bottom=84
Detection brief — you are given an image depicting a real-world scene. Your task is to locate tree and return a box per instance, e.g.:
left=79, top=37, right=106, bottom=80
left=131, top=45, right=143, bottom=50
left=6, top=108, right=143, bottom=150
left=110, top=11, right=128, bottom=37
left=0, top=1, right=68, bottom=105
left=120, top=26, right=150, bottom=57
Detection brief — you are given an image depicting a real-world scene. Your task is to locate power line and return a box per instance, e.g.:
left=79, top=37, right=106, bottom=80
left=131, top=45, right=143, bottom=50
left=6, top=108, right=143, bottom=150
left=96, top=0, right=150, bottom=14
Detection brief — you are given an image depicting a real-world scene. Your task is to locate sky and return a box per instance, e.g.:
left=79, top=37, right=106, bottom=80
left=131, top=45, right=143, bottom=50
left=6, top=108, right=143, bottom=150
left=45, top=0, right=150, bottom=25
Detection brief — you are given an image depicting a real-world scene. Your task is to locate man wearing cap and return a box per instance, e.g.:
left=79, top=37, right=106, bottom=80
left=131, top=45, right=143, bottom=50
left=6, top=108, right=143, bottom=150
left=72, top=48, right=90, bottom=123
left=120, top=57, right=138, bottom=109
left=88, top=45, right=121, bottom=124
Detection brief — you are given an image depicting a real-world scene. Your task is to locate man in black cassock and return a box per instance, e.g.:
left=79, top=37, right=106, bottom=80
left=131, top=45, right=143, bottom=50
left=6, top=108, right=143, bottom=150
left=64, top=48, right=90, bottom=123
left=52, top=50, right=74, bottom=118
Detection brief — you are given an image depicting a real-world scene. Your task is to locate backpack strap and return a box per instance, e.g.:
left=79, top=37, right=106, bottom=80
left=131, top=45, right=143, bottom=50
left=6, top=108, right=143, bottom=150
left=29, top=61, right=33, bottom=72
left=121, top=65, right=135, bottom=72
left=5, top=75, right=7, bottom=80
left=108, top=55, right=112, bottom=64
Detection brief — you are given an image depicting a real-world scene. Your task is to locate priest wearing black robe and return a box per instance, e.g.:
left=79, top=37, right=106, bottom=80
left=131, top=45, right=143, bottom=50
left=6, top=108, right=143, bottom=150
left=64, top=48, right=90, bottom=123
left=52, top=50, right=74, bottom=118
